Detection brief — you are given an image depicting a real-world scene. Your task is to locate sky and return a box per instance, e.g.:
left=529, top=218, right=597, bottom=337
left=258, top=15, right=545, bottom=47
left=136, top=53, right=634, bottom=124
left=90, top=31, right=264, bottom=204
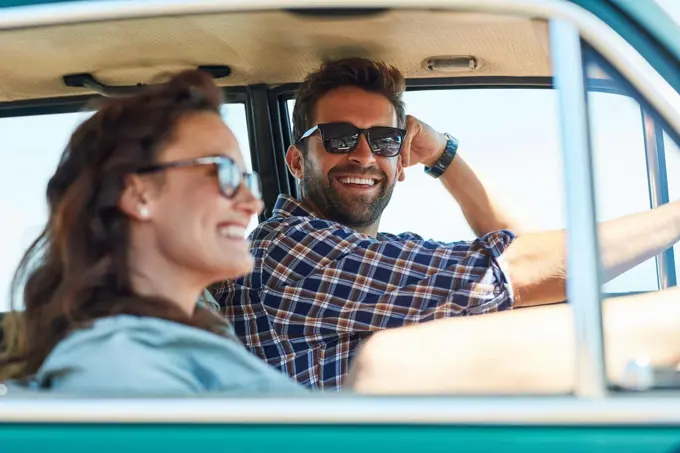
left=1, top=2, right=680, bottom=310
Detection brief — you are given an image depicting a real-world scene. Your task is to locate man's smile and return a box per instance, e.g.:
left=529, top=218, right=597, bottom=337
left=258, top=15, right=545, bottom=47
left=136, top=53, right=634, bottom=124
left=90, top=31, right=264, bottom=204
left=334, top=174, right=382, bottom=190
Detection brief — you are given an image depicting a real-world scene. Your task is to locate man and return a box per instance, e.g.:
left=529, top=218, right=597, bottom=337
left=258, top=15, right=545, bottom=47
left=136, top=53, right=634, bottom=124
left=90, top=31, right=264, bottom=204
left=213, top=57, right=680, bottom=390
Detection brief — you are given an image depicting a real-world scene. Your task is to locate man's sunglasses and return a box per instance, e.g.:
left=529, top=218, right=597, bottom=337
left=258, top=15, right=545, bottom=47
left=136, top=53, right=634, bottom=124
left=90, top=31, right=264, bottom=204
left=137, top=156, right=261, bottom=200
left=297, top=122, right=406, bottom=157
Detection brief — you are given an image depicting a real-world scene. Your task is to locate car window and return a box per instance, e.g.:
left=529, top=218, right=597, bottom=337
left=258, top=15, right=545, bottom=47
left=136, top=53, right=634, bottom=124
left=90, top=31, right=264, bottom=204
left=287, top=86, right=658, bottom=294
left=0, top=103, right=253, bottom=312
left=584, top=51, right=680, bottom=297
left=662, top=128, right=680, bottom=282
left=578, top=44, right=680, bottom=392
left=586, top=90, right=658, bottom=292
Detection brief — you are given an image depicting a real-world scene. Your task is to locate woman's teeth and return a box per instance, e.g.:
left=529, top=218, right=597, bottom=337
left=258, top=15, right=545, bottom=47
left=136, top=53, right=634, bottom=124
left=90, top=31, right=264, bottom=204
left=338, top=177, right=376, bottom=186
left=218, top=225, right=246, bottom=239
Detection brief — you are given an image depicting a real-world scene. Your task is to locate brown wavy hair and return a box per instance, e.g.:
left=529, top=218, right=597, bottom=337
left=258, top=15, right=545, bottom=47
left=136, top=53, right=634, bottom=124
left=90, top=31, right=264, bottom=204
left=0, top=70, right=230, bottom=380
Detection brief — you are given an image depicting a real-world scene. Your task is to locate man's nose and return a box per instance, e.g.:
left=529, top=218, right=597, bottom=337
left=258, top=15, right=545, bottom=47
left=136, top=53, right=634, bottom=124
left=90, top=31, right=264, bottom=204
left=348, top=134, right=376, bottom=167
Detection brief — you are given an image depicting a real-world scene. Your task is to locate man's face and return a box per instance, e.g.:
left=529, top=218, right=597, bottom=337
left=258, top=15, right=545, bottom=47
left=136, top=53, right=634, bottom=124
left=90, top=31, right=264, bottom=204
left=288, top=86, right=403, bottom=230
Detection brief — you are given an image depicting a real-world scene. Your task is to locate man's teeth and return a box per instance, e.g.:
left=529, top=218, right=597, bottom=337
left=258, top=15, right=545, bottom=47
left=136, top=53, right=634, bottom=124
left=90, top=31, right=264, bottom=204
left=338, top=177, right=376, bottom=186
left=218, top=225, right=246, bottom=239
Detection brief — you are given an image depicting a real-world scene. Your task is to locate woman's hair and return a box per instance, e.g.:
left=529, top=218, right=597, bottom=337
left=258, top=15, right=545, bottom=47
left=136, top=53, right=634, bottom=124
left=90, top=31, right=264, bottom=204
left=0, top=70, right=229, bottom=380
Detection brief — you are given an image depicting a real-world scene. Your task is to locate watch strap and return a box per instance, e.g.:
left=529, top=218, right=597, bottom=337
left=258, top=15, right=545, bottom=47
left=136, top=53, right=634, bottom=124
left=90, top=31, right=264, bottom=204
left=424, top=133, right=458, bottom=178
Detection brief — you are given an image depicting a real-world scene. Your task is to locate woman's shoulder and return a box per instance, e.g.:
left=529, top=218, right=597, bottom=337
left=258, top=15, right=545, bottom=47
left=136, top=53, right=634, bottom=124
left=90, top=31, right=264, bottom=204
left=36, top=315, right=303, bottom=395
left=63, top=314, right=228, bottom=345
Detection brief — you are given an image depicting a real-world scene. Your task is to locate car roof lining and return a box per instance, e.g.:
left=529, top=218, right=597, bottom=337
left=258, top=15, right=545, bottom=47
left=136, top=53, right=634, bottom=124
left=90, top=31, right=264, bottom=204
left=0, top=9, right=551, bottom=102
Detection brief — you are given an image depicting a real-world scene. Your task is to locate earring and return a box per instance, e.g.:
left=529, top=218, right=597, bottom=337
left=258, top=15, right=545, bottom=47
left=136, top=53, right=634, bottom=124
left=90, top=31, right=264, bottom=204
left=139, top=206, right=150, bottom=219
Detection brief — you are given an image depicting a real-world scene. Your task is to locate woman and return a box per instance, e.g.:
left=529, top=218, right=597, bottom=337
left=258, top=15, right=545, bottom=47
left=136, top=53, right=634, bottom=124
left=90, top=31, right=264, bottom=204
left=0, top=70, right=304, bottom=395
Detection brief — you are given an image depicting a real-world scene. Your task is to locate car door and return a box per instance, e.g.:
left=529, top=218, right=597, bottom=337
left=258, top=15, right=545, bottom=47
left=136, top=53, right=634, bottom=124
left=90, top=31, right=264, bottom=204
left=0, top=0, right=679, bottom=451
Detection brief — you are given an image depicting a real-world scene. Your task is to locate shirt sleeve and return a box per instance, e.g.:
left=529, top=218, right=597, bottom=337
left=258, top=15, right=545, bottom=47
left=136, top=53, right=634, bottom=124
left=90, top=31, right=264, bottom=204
left=258, top=219, right=516, bottom=336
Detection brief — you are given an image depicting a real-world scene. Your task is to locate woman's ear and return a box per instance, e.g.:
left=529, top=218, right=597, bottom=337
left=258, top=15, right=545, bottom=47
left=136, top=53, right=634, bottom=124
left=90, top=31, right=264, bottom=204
left=119, top=174, right=153, bottom=221
left=285, top=145, right=304, bottom=180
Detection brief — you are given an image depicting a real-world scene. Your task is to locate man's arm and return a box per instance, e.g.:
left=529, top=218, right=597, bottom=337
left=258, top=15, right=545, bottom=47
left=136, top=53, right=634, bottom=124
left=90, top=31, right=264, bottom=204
left=402, top=116, right=680, bottom=307
left=440, top=155, right=524, bottom=236
left=507, top=200, right=680, bottom=306
left=402, top=115, right=524, bottom=236
left=251, top=220, right=515, bottom=338
left=346, top=287, right=680, bottom=394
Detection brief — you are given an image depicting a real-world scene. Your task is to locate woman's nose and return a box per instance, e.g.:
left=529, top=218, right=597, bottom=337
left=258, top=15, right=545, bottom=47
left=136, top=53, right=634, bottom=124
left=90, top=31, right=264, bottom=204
left=234, top=181, right=263, bottom=216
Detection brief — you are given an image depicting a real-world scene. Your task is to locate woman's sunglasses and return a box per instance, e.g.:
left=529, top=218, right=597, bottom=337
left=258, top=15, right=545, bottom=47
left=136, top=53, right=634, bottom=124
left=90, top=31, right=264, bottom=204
left=137, top=155, right=261, bottom=200
left=297, top=122, right=406, bottom=157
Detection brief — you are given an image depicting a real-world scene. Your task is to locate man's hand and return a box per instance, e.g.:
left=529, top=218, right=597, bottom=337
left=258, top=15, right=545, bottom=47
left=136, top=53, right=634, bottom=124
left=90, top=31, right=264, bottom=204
left=399, top=115, right=448, bottom=181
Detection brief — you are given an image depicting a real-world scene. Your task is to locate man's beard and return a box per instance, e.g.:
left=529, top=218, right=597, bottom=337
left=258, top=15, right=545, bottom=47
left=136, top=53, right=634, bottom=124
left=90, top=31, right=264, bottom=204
left=300, top=160, right=395, bottom=229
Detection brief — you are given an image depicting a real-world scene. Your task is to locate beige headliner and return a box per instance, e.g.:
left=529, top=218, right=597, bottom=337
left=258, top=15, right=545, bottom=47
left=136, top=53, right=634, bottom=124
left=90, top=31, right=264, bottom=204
left=0, top=9, right=550, bottom=103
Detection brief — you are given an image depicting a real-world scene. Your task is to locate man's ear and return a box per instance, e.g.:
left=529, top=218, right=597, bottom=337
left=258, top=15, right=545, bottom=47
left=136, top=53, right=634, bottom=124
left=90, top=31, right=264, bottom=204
left=397, top=154, right=406, bottom=182
left=285, top=144, right=304, bottom=180
left=118, top=174, right=154, bottom=221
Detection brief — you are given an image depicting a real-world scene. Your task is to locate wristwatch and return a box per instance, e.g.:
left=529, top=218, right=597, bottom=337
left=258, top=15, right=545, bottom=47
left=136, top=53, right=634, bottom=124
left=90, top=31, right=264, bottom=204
left=424, top=133, right=459, bottom=179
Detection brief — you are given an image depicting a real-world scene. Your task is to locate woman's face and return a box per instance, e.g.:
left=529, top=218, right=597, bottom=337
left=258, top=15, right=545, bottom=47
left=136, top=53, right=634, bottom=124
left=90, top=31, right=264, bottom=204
left=137, top=111, right=262, bottom=284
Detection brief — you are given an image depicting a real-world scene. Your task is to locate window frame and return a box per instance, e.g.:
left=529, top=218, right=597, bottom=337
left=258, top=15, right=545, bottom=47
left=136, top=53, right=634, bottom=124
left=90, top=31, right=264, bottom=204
left=0, top=0, right=680, bottom=427
left=280, top=76, right=676, bottom=293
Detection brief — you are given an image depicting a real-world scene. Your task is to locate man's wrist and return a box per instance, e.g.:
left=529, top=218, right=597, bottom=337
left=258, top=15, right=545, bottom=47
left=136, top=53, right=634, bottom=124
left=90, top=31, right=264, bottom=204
left=423, top=133, right=449, bottom=168
left=424, top=133, right=459, bottom=179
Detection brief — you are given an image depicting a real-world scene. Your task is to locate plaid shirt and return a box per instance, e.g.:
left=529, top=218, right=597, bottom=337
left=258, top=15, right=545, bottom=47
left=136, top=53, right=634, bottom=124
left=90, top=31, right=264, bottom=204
left=213, top=195, right=516, bottom=390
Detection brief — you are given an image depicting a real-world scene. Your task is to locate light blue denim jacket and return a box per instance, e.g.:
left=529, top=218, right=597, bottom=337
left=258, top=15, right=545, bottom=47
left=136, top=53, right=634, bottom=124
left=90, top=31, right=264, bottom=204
left=34, top=315, right=306, bottom=396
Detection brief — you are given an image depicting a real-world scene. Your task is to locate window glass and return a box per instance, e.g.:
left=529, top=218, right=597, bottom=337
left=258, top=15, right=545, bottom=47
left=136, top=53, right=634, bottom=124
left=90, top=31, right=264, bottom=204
left=0, top=103, right=252, bottom=312
left=582, top=46, right=680, bottom=392
left=586, top=90, right=657, bottom=293
left=221, top=104, right=258, bottom=234
left=584, top=54, right=680, bottom=294
left=383, top=89, right=564, bottom=239
left=663, top=130, right=680, bottom=281
left=288, top=85, right=656, bottom=293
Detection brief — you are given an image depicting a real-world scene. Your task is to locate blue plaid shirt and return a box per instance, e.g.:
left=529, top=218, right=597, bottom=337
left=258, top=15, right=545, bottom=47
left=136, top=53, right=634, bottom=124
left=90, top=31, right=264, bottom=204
left=213, top=195, right=516, bottom=390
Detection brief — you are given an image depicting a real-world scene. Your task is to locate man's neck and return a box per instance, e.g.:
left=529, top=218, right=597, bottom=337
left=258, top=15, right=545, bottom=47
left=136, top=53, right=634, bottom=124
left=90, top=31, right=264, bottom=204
left=354, top=224, right=379, bottom=237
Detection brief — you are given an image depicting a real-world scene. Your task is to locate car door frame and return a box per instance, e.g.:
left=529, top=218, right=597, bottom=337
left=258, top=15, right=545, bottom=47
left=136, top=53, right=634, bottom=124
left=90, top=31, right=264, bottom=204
left=0, top=0, right=679, bottom=430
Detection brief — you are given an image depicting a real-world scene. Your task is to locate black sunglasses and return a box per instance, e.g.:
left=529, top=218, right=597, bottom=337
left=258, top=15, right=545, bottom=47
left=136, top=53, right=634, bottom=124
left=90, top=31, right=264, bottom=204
left=137, top=156, right=261, bottom=200
left=297, top=122, right=406, bottom=157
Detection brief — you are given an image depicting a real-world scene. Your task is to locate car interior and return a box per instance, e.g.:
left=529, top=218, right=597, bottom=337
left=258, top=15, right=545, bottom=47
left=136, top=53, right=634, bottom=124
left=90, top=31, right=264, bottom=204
left=0, top=0, right=679, bottom=413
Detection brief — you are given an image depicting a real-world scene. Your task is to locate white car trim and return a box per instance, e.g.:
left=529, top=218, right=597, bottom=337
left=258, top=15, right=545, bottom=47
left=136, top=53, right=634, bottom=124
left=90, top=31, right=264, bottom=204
left=0, top=394, right=679, bottom=424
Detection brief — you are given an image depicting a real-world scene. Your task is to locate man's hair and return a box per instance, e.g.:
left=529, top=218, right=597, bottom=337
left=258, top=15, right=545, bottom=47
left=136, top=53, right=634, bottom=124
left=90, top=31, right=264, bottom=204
left=292, top=58, right=407, bottom=145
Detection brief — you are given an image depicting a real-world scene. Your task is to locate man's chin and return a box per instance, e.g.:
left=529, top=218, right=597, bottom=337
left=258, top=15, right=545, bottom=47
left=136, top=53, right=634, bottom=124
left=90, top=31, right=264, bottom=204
left=332, top=207, right=377, bottom=229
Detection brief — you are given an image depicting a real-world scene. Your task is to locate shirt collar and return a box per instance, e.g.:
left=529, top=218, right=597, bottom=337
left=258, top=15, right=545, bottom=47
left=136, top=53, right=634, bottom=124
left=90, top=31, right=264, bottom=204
left=271, top=194, right=315, bottom=219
